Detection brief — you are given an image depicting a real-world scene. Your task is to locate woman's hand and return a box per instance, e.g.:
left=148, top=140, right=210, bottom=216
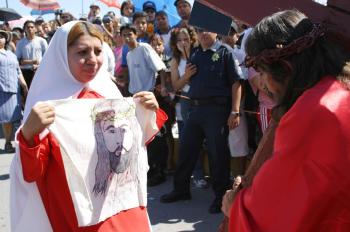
left=227, top=114, right=240, bottom=130
left=183, top=63, right=197, bottom=81
left=221, top=176, right=242, bottom=217
left=222, top=189, right=236, bottom=217
left=133, top=91, right=159, bottom=111
left=22, top=102, right=55, bottom=145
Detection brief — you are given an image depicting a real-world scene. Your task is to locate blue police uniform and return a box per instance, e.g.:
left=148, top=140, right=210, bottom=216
left=171, top=40, right=244, bottom=209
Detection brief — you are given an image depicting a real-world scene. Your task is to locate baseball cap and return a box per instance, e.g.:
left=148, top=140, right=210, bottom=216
left=143, top=1, right=156, bottom=11
left=102, top=15, right=112, bottom=24
left=174, top=0, right=192, bottom=7
left=90, top=4, right=100, bottom=9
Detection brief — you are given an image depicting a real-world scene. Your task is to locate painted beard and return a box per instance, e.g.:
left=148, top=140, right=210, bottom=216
left=110, top=145, right=122, bottom=173
left=110, top=128, right=128, bottom=173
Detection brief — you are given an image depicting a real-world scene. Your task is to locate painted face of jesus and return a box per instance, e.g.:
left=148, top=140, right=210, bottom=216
left=102, top=119, right=125, bottom=153
left=101, top=118, right=132, bottom=173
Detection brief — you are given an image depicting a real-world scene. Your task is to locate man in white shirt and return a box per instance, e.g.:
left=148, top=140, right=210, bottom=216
left=120, top=24, right=167, bottom=95
left=16, top=20, right=48, bottom=88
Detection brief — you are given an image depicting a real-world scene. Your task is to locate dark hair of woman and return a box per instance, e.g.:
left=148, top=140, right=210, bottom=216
left=169, top=26, right=197, bottom=64
left=245, top=9, right=350, bottom=118
left=120, top=0, right=135, bottom=16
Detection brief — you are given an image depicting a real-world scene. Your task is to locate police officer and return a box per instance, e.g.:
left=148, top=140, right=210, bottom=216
left=161, top=27, right=244, bottom=213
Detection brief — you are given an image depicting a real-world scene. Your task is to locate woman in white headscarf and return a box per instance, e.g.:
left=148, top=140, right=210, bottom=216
left=10, top=21, right=166, bottom=232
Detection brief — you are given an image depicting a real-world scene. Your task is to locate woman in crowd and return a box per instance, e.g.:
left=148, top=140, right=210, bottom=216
left=222, top=9, right=350, bottom=231
left=120, top=0, right=135, bottom=26
left=10, top=21, right=166, bottom=232
left=0, top=30, right=28, bottom=153
left=169, top=27, right=196, bottom=132
left=169, top=27, right=208, bottom=188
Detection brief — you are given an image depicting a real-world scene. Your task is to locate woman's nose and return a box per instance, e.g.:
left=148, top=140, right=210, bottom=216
left=86, top=51, right=98, bottom=64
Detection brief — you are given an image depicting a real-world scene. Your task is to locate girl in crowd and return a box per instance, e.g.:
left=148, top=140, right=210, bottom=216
left=169, top=27, right=208, bottom=188
left=169, top=27, right=197, bottom=131
left=10, top=21, right=166, bottom=232
left=120, top=0, right=135, bottom=26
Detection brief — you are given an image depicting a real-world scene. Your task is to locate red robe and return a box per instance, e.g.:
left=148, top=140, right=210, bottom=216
left=230, top=77, right=350, bottom=231
left=19, top=89, right=167, bottom=232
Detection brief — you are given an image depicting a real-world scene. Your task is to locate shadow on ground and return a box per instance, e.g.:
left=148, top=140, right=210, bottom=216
left=0, top=174, right=9, bottom=181
left=147, top=176, right=223, bottom=232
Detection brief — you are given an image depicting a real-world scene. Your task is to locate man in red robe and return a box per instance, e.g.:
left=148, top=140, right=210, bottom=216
left=222, top=9, right=350, bottom=231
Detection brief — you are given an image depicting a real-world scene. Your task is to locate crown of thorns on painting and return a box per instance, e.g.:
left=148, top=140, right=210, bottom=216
left=90, top=100, right=136, bottom=196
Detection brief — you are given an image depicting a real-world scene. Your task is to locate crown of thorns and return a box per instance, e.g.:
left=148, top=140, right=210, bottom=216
left=91, top=102, right=135, bottom=122
left=244, top=23, right=326, bottom=68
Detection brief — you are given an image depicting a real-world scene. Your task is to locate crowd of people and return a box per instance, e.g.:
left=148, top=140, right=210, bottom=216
left=1, top=0, right=349, bottom=231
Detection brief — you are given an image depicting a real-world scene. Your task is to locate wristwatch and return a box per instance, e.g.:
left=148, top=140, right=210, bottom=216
left=231, top=111, right=241, bottom=117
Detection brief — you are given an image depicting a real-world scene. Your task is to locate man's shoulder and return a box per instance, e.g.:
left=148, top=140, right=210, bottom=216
left=138, top=42, right=152, bottom=49
left=17, top=38, right=27, bottom=46
left=217, top=42, right=234, bottom=53
left=35, top=36, right=48, bottom=44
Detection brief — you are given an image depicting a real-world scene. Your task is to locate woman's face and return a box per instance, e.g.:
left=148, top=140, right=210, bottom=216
left=113, top=31, right=123, bottom=47
left=68, top=34, right=103, bottom=83
left=176, top=32, right=190, bottom=54
left=123, top=4, right=134, bottom=17
left=258, top=69, right=288, bottom=105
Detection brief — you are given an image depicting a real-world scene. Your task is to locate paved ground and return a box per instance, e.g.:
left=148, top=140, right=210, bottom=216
left=0, top=135, right=223, bottom=232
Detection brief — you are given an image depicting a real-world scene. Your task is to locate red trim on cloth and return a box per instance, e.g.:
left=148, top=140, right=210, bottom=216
left=145, top=108, right=168, bottom=146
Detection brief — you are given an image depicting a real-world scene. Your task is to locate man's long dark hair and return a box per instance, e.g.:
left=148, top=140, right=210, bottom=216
left=245, top=9, right=350, bottom=118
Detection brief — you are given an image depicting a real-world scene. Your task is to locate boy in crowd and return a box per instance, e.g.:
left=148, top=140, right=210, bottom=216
left=155, top=11, right=172, bottom=57
left=120, top=24, right=166, bottom=95
left=121, top=12, right=151, bottom=93
left=143, top=1, right=157, bottom=35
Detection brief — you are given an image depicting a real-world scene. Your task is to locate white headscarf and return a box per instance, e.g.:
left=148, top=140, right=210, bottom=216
left=23, top=20, right=121, bottom=121
left=10, top=21, right=121, bottom=232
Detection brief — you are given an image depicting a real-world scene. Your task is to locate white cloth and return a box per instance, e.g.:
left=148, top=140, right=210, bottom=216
left=48, top=98, right=158, bottom=226
left=127, top=42, right=166, bottom=94
left=102, top=42, right=115, bottom=75
left=178, top=58, right=190, bottom=93
left=228, top=113, right=249, bottom=157
left=10, top=21, right=121, bottom=232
